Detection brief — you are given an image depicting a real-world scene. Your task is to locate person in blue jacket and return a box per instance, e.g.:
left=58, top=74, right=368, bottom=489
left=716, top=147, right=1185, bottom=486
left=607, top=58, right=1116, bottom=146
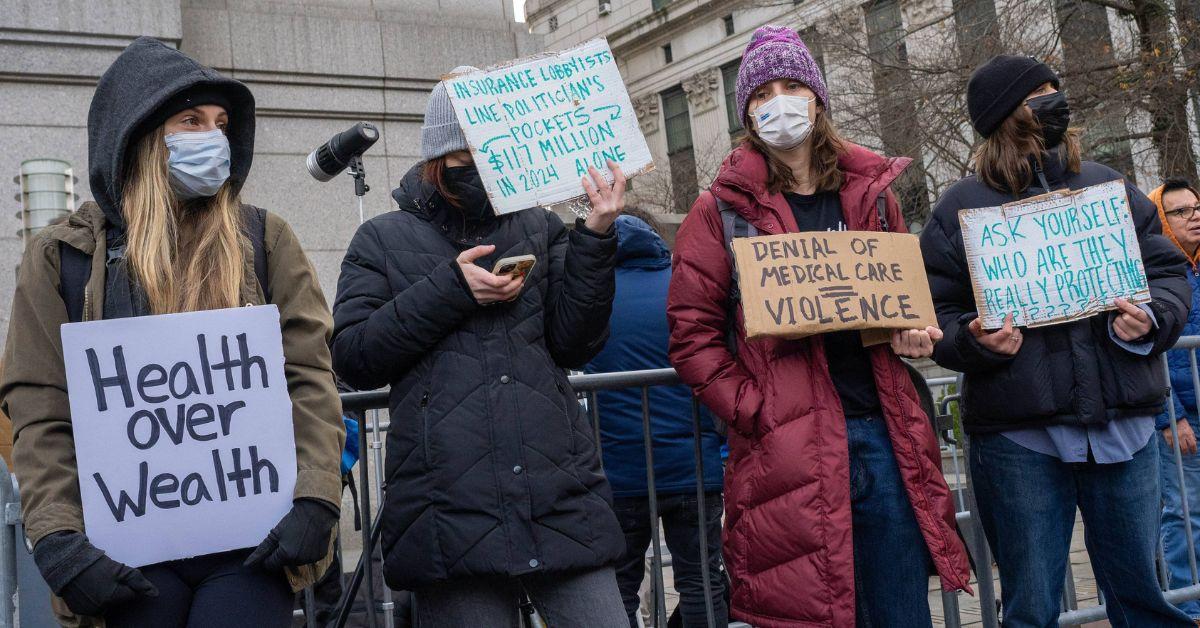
left=584, top=211, right=728, bottom=627
left=1153, top=177, right=1200, bottom=618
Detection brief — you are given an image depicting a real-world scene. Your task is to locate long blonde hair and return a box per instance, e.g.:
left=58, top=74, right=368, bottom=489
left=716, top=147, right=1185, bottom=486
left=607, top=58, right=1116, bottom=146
left=121, top=126, right=247, bottom=314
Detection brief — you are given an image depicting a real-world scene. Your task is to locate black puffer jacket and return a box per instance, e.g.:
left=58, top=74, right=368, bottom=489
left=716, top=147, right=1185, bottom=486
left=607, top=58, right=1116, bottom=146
left=920, top=150, right=1190, bottom=433
left=331, top=164, right=624, bottom=589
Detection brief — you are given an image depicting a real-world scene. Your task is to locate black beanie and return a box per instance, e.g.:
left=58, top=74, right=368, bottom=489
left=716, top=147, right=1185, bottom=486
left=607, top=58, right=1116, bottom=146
left=967, top=55, right=1060, bottom=138
left=136, top=84, right=234, bottom=140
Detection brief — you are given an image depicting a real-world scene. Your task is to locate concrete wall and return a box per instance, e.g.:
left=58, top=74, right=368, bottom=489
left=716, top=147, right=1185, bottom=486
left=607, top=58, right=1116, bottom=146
left=0, top=0, right=540, bottom=349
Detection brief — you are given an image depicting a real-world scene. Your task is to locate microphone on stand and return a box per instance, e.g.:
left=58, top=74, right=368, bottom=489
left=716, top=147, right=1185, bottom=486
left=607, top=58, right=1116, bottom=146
left=306, top=122, right=380, bottom=182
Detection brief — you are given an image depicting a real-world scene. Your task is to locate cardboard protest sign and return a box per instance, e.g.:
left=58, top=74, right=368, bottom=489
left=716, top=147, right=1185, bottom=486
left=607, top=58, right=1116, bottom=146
left=732, top=231, right=937, bottom=340
left=959, top=180, right=1149, bottom=329
left=61, top=306, right=296, bottom=567
left=445, top=38, right=653, bottom=215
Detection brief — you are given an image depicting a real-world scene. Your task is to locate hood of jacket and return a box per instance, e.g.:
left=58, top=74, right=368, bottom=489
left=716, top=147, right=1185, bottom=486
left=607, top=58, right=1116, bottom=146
left=710, top=142, right=911, bottom=232
left=391, top=162, right=500, bottom=242
left=614, top=215, right=670, bottom=269
left=1149, top=183, right=1200, bottom=269
left=88, top=36, right=255, bottom=231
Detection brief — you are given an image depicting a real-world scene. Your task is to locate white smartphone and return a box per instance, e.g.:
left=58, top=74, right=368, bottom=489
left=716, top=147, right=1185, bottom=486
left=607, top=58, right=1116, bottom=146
left=492, top=254, right=537, bottom=279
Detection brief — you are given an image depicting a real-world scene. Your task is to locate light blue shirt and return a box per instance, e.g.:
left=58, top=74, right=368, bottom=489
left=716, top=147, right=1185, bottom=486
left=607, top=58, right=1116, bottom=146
left=1002, top=306, right=1158, bottom=463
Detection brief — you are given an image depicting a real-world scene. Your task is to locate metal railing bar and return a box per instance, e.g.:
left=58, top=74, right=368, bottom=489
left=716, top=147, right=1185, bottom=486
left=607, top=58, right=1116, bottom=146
left=641, top=387, right=668, bottom=628
left=690, top=397, right=716, bottom=627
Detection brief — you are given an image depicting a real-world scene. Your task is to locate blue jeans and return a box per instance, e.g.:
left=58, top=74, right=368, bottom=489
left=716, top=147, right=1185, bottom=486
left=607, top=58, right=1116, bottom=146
left=1159, top=431, right=1200, bottom=617
left=970, top=432, right=1191, bottom=628
left=847, top=415, right=935, bottom=628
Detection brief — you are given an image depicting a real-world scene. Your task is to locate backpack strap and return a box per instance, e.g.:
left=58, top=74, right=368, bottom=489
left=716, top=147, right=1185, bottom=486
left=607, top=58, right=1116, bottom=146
left=58, top=243, right=92, bottom=323
left=241, top=205, right=271, bottom=303
left=876, top=191, right=890, bottom=232
left=716, top=193, right=757, bottom=358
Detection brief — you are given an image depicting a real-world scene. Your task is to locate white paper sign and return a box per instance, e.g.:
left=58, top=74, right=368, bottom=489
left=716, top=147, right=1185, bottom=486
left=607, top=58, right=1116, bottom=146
left=61, top=306, right=296, bottom=567
left=445, top=38, right=654, bottom=215
left=959, top=179, right=1150, bottom=328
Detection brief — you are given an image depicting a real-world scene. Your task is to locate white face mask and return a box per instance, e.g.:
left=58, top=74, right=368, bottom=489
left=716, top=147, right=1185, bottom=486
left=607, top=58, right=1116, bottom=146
left=751, top=94, right=813, bottom=150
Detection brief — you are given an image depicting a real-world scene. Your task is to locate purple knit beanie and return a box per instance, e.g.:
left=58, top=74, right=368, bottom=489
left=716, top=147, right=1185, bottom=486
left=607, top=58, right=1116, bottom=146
left=735, top=25, right=828, bottom=125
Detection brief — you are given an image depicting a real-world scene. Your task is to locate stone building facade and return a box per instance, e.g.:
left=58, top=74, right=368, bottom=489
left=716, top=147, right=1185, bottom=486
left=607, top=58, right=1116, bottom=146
left=524, top=0, right=1199, bottom=228
left=0, top=0, right=540, bottom=349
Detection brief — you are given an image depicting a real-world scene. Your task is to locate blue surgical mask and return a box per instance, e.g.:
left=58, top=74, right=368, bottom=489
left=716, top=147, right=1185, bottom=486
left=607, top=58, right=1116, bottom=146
left=164, top=129, right=231, bottom=199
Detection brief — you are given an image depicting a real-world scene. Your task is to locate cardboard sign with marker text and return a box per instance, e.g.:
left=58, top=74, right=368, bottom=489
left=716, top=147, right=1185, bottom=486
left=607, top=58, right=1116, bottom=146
left=958, top=180, right=1149, bottom=329
left=732, top=231, right=937, bottom=341
left=61, top=306, right=296, bottom=567
left=445, top=38, right=653, bottom=215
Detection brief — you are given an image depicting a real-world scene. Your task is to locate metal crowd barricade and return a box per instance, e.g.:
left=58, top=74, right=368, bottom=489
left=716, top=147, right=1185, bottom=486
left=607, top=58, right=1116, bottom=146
left=8, top=340, right=1200, bottom=627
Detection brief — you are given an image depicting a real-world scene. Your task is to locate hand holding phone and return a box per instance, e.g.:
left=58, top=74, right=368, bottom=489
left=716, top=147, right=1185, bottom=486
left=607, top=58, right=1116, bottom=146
left=492, top=254, right=537, bottom=280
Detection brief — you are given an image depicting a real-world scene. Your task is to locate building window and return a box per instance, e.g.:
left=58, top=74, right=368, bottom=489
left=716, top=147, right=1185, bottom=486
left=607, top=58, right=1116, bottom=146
left=662, top=86, right=697, bottom=213
left=652, top=0, right=669, bottom=10
left=723, top=14, right=735, bottom=36
left=548, top=15, right=558, bottom=31
left=721, top=60, right=743, bottom=135
left=662, top=43, right=673, bottom=64
left=798, top=26, right=825, bottom=76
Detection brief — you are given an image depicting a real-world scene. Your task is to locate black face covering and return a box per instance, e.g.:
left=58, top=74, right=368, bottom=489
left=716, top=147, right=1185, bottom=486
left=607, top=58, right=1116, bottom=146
left=1028, top=91, right=1071, bottom=149
left=443, top=165, right=493, bottom=222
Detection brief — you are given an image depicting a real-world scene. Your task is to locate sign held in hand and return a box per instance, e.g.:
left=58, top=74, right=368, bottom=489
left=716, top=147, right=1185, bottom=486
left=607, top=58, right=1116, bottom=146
left=732, top=231, right=937, bottom=340
left=61, top=306, right=296, bottom=567
left=959, top=180, right=1149, bottom=329
left=445, top=38, right=653, bottom=215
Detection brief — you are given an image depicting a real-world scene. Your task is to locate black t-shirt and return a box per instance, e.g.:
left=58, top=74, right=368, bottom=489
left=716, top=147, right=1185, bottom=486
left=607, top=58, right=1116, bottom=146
left=783, top=191, right=882, bottom=418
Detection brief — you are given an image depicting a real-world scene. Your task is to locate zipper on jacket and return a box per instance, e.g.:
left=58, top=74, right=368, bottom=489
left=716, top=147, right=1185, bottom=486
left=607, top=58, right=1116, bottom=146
left=420, top=392, right=431, bottom=463
left=83, top=286, right=92, bottom=322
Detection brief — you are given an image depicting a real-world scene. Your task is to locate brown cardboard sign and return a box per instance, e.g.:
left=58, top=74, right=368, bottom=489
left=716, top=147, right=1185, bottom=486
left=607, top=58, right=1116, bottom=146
left=732, top=231, right=937, bottom=340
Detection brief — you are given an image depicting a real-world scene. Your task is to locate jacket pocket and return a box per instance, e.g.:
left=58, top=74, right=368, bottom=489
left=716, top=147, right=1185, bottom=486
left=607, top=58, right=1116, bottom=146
left=419, top=391, right=432, bottom=466
left=556, top=377, right=579, bottom=457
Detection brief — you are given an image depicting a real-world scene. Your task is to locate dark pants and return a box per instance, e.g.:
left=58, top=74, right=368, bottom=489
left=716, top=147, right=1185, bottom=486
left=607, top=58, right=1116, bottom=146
left=847, top=415, right=936, bottom=628
left=413, top=567, right=627, bottom=627
left=613, top=492, right=727, bottom=628
left=970, top=432, right=1192, bottom=628
left=105, top=549, right=293, bottom=628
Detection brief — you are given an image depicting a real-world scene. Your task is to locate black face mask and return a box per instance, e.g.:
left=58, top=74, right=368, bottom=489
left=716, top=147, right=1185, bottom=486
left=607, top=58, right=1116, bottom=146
left=1027, top=91, right=1071, bottom=149
left=442, top=165, right=493, bottom=222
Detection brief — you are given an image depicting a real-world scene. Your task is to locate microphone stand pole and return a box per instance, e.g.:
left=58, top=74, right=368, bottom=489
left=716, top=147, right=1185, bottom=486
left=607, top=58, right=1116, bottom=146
left=333, top=152, right=395, bottom=628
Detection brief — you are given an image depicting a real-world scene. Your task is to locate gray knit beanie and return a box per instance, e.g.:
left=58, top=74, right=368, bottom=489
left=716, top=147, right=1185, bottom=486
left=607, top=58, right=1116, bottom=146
left=421, top=66, right=477, bottom=160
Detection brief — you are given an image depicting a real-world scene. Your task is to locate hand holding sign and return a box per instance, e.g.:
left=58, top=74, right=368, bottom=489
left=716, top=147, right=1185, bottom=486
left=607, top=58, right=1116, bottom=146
left=456, top=245, right=526, bottom=304
left=890, top=326, right=944, bottom=358
left=969, top=314, right=1023, bottom=356
left=1111, top=297, right=1152, bottom=342
left=581, top=161, right=626, bottom=233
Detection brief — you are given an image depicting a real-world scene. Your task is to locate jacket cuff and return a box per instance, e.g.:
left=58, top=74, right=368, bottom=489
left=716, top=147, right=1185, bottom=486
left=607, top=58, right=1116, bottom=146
left=1157, top=413, right=1173, bottom=431
left=293, top=468, right=343, bottom=507
left=573, top=218, right=616, bottom=239
left=23, top=503, right=85, bottom=548
left=953, top=316, right=1016, bottom=368
left=447, top=259, right=482, bottom=307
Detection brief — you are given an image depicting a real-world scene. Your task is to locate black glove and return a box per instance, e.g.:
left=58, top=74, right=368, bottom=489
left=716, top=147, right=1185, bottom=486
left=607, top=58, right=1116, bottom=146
left=32, top=531, right=158, bottom=616
left=244, top=498, right=339, bottom=571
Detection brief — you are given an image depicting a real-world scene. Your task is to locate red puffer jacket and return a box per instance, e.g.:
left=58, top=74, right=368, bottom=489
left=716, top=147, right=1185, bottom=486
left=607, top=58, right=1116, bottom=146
left=667, top=143, right=972, bottom=627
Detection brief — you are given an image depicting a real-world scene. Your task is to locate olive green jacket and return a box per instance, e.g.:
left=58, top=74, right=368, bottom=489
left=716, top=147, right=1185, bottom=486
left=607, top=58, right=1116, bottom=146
left=0, top=203, right=344, bottom=602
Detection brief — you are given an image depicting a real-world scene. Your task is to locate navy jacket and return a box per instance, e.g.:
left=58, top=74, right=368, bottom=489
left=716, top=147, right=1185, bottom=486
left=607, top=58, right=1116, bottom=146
left=585, top=216, right=724, bottom=498
left=1158, top=267, right=1200, bottom=430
